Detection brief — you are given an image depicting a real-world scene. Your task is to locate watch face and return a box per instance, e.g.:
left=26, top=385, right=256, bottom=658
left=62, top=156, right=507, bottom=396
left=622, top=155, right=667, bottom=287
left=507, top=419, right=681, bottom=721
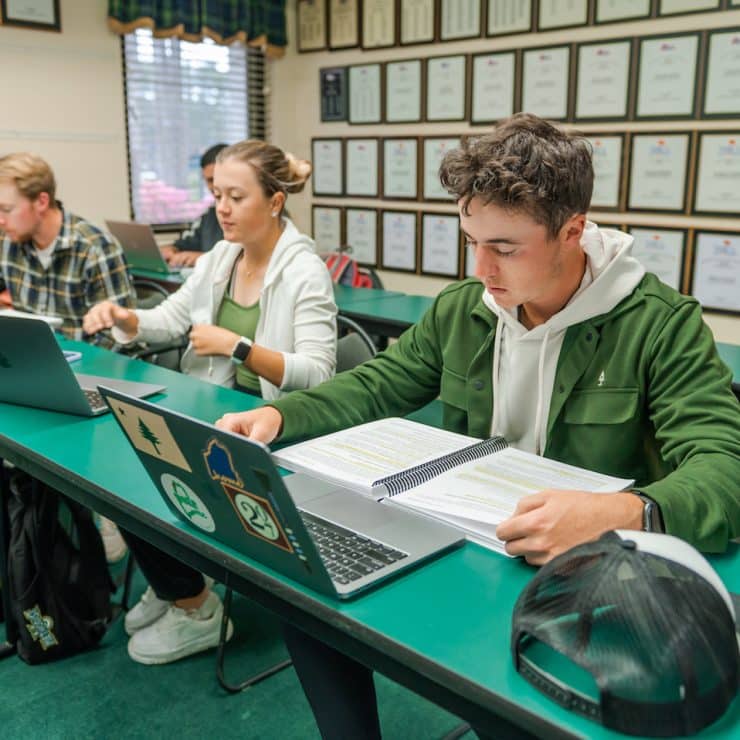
left=233, top=338, right=252, bottom=362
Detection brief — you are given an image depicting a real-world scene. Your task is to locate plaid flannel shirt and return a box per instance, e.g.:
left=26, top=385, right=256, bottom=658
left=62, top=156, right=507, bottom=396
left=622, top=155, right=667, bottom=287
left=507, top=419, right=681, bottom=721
left=0, top=206, right=135, bottom=340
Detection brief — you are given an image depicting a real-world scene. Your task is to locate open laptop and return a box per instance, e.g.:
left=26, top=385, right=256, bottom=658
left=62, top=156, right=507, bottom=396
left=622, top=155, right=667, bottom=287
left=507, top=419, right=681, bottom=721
left=0, top=316, right=165, bottom=416
left=99, top=387, right=464, bottom=599
left=0, top=307, right=63, bottom=328
left=105, top=220, right=180, bottom=275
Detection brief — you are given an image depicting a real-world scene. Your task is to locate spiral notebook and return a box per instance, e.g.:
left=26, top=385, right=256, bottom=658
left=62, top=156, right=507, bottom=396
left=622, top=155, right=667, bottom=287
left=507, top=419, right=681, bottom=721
left=273, top=418, right=633, bottom=552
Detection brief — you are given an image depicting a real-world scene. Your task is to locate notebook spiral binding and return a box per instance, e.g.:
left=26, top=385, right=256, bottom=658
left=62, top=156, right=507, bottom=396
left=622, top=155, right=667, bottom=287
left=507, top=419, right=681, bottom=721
left=381, top=436, right=509, bottom=497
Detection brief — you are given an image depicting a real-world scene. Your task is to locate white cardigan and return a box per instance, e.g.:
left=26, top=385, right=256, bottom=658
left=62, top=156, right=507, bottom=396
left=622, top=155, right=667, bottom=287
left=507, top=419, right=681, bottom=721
left=115, top=219, right=337, bottom=400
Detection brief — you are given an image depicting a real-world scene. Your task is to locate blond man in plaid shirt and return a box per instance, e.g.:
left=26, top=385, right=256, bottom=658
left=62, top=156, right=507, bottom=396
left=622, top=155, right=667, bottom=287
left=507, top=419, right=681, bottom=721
left=0, top=152, right=134, bottom=340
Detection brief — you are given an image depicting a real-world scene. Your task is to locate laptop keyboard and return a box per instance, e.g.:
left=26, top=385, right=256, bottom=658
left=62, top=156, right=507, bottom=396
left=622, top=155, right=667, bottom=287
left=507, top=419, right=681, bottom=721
left=300, top=511, right=408, bottom=585
left=83, top=388, right=105, bottom=411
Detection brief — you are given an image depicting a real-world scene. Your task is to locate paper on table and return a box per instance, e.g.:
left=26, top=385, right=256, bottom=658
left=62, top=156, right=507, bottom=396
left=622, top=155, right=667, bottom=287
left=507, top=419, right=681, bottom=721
left=395, top=447, right=631, bottom=527
left=273, top=417, right=477, bottom=496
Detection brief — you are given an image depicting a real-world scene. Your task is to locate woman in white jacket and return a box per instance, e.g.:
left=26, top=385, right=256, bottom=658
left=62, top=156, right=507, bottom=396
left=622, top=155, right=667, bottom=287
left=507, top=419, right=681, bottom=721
left=85, top=142, right=337, bottom=400
left=83, top=141, right=337, bottom=665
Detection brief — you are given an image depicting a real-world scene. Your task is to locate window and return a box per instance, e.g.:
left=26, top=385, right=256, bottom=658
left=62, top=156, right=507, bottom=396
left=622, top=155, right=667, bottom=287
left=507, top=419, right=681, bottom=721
left=123, top=30, right=267, bottom=226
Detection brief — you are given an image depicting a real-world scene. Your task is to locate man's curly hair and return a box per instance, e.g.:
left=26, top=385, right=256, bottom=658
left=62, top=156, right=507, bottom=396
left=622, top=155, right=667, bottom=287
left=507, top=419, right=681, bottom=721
left=439, top=114, right=593, bottom=239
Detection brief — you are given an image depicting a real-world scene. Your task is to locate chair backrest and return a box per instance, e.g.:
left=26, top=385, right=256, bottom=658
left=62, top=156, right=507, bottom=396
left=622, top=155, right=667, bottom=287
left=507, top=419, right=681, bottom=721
left=132, top=278, right=170, bottom=310
left=336, top=314, right=377, bottom=373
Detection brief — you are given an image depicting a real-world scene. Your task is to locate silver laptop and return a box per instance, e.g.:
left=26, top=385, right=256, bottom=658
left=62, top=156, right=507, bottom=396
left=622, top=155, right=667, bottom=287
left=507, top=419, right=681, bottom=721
left=99, top=387, right=464, bottom=599
left=0, top=307, right=63, bottom=328
left=0, top=316, right=166, bottom=416
left=105, top=220, right=180, bottom=275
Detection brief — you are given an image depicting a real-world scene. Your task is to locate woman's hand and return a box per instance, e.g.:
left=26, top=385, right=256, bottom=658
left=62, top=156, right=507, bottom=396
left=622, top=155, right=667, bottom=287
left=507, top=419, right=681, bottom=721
left=83, top=301, right=138, bottom=337
left=189, top=324, right=239, bottom=357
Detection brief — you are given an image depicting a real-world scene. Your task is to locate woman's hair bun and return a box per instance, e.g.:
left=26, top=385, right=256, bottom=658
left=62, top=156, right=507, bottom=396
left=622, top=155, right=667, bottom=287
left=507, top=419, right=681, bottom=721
left=285, top=152, right=312, bottom=193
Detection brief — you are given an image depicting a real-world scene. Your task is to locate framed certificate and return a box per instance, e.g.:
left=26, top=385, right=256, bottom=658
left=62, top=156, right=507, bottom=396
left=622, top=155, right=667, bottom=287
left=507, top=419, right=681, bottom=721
left=691, top=232, right=740, bottom=313
left=329, top=0, right=359, bottom=49
left=297, top=0, right=327, bottom=52
left=628, top=227, right=686, bottom=291
left=383, top=138, right=419, bottom=200
left=588, top=135, right=624, bottom=211
left=595, top=0, right=651, bottom=24
left=423, top=137, right=460, bottom=201
left=320, top=67, right=348, bottom=122
left=694, top=133, right=740, bottom=216
left=381, top=210, right=418, bottom=272
left=362, top=0, right=396, bottom=49
left=421, top=213, right=461, bottom=277
left=385, top=59, right=423, bottom=123
left=658, top=0, right=720, bottom=16
left=538, top=0, right=588, bottom=30
left=426, top=55, right=467, bottom=122
left=470, top=51, right=516, bottom=125
left=345, top=208, right=379, bottom=266
left=440, top=0, right=481, bottom=41
left=575, top=40, right=631, bottom=121
left=345, top=138, right=380, bottom=197
left=628, top=133, right=690, bottom=212
left=521, top=46, right=571, bottom=121
left=312, top=138, right=344, bottom=196
left=487, top=0, right=533, bottom=36
left=702, top=29, right=740, bottom=118
left=312, top=205, right=343, bottom=252
left=349, top=63, right=382, bottom=124
left=400, top=0, right=435, bottom=45
left=636, top=34, right=699, bottom=119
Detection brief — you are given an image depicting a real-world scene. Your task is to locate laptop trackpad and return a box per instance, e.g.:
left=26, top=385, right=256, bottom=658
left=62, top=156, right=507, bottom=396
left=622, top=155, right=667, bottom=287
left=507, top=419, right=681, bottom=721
left=285, top=474, right=411, bottom=535
left=77, top=374, right=166, bottom=397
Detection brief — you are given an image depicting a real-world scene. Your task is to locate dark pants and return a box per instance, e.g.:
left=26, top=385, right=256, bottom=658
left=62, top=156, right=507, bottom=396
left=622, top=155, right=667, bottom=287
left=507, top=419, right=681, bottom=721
left=121, top=530, right=204, bottom=601
left=283, top=624, right=493, bottom=740
left=283, top=623, right=382, bottom=740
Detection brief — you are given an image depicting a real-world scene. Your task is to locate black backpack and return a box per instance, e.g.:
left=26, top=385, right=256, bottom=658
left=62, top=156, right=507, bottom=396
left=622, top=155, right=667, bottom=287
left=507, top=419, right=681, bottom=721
left=6, top=472, right=114, bottom=664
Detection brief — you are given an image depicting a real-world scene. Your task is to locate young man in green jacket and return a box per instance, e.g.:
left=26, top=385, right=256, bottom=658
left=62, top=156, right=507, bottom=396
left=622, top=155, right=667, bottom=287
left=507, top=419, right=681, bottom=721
left=217, top=113, right=739, bottom=739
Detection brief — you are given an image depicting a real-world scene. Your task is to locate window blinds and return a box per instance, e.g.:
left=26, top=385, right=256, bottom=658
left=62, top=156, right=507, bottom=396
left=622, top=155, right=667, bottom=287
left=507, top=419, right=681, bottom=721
left=123, top=29, right=267, bottom=226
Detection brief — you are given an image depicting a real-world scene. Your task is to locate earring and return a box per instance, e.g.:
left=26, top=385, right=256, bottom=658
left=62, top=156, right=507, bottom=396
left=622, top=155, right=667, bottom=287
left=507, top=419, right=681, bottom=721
left=271, top=211, right=278, bottom=218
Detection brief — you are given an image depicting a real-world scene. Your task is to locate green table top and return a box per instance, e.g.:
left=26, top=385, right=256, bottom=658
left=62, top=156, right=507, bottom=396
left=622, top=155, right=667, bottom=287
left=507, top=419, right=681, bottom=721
left=131, top=267, right=185, bottom=285
left=1, top=339, right=737, bottom=739
left=717, top=341, right=740, bottom=384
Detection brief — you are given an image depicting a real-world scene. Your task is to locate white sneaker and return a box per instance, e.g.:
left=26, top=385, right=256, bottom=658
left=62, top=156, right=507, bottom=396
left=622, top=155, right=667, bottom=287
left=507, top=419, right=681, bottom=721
left=124, top=576, right=215, bottom=636
left=99, top=516, right=128, bottom=563
left=124, top=586, right=170, bottom=636
left=127, top=591, right=233, bottom=665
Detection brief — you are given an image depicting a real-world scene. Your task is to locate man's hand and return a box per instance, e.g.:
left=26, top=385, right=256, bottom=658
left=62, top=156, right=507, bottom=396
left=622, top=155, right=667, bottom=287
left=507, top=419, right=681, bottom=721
left=496, top=490, right=644, bottom=566
left=160, top=245, right=177, bottom=262
left=169, top=250, right=202, bottom=267
left=215, top=406, right=284, bottom=444
left=0, top=289, right=12, bottom=307
left=83, top=301, right=138, bottom=336
left=189, top=324, right=238, bottom=356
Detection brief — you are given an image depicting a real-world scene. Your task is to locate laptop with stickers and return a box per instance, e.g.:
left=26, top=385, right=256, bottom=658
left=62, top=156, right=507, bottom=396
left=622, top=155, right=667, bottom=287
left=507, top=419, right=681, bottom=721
left=0, top=316, right=165, bottom=416
left=99, top=387, right=464, bottom=599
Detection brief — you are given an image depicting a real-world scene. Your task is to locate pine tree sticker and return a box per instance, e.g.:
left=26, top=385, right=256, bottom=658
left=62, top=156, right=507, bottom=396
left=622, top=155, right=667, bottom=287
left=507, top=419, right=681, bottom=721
left=138, top=417, right=162, bottom=455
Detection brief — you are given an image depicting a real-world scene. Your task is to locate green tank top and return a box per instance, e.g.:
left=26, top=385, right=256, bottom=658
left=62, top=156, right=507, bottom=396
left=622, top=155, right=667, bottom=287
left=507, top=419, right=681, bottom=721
left=216, top=293, right=262, bottom=394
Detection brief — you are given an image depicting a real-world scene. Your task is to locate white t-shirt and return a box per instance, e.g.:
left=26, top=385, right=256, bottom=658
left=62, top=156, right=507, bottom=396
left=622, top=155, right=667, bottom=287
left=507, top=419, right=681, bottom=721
left=34, top=242, right=56, bottom=269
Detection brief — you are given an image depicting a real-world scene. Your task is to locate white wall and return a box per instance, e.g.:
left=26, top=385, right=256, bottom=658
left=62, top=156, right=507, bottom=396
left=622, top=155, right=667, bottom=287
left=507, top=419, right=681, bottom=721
left=0, top=0, right=129, bottom=227
left=271, top=1, right=740, bottom=343
left=1, top=0, right=737, bottom=342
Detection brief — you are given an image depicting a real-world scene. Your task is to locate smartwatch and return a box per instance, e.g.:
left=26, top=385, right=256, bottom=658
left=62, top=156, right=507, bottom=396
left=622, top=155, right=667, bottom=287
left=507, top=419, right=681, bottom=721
left=633, top=493, right=664, bottom=533
left=230, top=336, right=253, bottom=365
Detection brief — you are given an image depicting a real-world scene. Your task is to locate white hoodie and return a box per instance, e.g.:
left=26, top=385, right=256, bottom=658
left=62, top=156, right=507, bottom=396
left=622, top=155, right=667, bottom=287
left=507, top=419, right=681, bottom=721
left=114, top=218, right=337, bottom=400
left=483, top=222, right=645, bottom=455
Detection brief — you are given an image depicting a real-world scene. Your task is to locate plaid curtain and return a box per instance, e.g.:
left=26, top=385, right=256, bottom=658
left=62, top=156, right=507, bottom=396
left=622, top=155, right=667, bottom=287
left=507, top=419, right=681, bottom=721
left=108, top=1, right=287, bottom=57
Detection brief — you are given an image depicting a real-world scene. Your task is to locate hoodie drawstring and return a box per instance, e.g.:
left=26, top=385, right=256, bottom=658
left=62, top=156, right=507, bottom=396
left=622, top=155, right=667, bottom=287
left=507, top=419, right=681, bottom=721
left=533, top=327, right=552, bottom=456
left=490, top=319, right=503, bottom=436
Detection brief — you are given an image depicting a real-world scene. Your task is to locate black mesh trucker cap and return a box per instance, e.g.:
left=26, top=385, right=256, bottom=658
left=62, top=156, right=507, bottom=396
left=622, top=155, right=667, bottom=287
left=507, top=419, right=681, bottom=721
left=511, top=530, right=738, bottom=737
